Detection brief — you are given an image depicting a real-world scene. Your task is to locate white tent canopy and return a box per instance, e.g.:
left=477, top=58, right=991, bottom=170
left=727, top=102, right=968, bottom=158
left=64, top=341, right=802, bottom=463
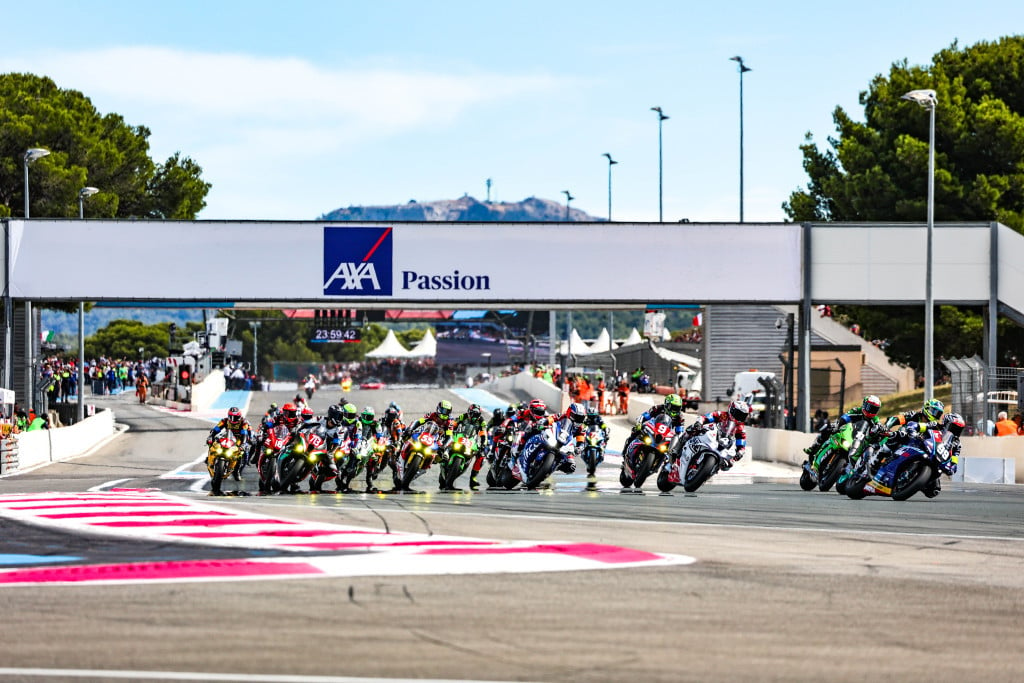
left=558, top=328, right=591, bottom=355
left=620, top=328, right=644, bottom=347
left=587, top=328, right=613, bottom=354
left=365, top=329, right=412, bottom=358
left=406, top=329, right=436, bottom=358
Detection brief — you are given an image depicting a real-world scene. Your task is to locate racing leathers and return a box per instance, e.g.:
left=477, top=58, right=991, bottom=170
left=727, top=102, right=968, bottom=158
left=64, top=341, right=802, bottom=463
left=685, top=410, right=748, bottom=469
left=452, top=411, right=488, bottom=488
left=804, top=406, right=880, bottom=457
left=622, top=403, right=686, bottom=455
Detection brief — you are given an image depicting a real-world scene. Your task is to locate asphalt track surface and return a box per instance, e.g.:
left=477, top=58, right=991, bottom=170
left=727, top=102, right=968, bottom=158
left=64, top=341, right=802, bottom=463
left=0, top=387, right=1022, bottom=683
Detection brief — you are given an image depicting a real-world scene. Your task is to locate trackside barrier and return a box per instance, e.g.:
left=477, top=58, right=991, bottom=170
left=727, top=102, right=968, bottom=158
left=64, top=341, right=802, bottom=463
left=482, top=371, right=566, bottom=414
left=9, top=408, right=116, bottom=472
left=743, top=426, right=1020, bottom=484
left=189, top=371, right=226, bottom=412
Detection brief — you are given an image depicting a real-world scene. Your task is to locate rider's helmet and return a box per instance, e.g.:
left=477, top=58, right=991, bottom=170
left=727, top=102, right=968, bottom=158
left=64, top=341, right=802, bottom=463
left=493, top=409, right=503, bottom=421
left=435, top=400, right=453, bottom=421
left=294, top=394, right=303, bottom=404
left=281, top=403, right=298, bottom=428
left=466, top=404, right=482, bottom=422
left=360, top=406, right=376, bottom=426
left=586, top=407, right=600, bottom=421
left=383, top=404, right=400, bottom=423
left=341, top=403, right=358, bottom=425
left=388, top=401, right=402, bottom=416
left=942, top=412, right=966, bottom=438
left=300, top=406, right=315, bottom=422
left=326, top=404, right=343, bottom=427
left=663, top=393, right=683, bottom=418
left=529, top=399, right=547, bottom=418
left=923, top=398, right=945, bottom=422
left=227, top=406, right=243, bottom=427
left=861, top=395, right=882, bottom=418
left=268, top=402, right=278, bottom=413
left=728, top=400, right=751, bottom=423
left=565, top=402, right=586, bottom=425
left=505, top=405, right=517, bottom=419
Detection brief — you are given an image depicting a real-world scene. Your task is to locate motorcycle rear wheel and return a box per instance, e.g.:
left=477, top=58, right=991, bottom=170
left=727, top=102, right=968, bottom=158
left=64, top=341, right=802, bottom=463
left=798, top=467, right=816, bottom=491
left=845, top=474, right=870, bottom=500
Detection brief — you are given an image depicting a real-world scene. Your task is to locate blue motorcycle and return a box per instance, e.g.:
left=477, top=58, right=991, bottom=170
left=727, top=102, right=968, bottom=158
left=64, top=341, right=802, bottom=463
left=513, top=417, right=576, bottom=490
left=845, top=425, right=954, bottom=501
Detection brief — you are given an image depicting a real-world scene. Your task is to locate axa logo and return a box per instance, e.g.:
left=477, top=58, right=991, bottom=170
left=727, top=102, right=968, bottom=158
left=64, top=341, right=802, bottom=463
left=323, top=227, right=393, bottom=296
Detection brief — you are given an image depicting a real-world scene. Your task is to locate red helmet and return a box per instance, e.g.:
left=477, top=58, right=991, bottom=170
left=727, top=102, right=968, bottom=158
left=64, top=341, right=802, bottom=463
left=529, top=399, right=547, bottom=418
left=301, top=406, right=315, bottom=421
left=281, top=403, right=298, bottom=427
left=227, top=406, right=242, bottom=427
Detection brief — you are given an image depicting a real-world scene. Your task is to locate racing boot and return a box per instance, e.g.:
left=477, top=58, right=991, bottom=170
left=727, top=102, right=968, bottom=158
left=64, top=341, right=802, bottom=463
left=468, top=473, right=480, bottom=490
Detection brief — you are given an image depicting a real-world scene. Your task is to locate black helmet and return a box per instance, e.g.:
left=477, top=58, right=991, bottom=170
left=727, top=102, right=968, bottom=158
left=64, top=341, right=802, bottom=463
left=943, top=412, right=965, bottom=438
left=467, top=404, right=482, bottom=421
left=327, top=404, right=343, bottom=425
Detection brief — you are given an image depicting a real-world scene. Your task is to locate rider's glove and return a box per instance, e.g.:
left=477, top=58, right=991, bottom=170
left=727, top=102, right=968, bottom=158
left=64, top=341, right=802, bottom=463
left=734, top=449, right=745, bottom=462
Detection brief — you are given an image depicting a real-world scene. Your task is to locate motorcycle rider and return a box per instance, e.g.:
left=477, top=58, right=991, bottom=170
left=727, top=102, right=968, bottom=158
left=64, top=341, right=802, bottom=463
left=885, top=398, right=945, bottom=432
left=553, top=402, right=588, bottom=473
left=452, top=404, right=488, bottom=489
left=803, top=395, right=883, bottom=458
left=622, top=394, right=686, bottom=455
left=581, top=407, right=610, bottom=469
left=676, top=399, right=751, bottom=477
left=869, top=411, right=962, bottom=496
left=277, top=403, right=299, bottom=431
left=404, top=400, right=456, bottom=440
left=207, top=407, right=252, bottom=480
left=503, top=399, right=550, bottom=451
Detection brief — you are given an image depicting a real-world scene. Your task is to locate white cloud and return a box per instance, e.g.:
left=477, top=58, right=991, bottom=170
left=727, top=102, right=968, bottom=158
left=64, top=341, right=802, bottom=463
left=1, top=46, right=565, bottom=218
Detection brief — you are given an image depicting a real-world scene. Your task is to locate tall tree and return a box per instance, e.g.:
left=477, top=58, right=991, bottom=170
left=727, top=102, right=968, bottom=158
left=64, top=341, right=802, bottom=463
left=785, top=36, right=1024, bottom=370
left=0, top=72, right=210, bottom=219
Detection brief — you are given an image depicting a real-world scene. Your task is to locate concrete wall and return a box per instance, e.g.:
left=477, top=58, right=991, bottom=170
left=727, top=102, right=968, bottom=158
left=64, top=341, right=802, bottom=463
left=11, top=409, right=117, bottom=471
left=190, top=371, right=226, bottom=411
left=483, top=371, right=566, bottom=413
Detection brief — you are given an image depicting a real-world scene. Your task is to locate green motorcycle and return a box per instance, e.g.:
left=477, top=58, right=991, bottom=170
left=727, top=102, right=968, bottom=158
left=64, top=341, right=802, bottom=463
left=799, top=419, right=876, bottom=492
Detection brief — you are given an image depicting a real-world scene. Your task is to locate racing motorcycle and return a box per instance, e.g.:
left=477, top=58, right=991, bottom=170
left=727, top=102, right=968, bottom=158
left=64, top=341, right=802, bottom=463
left=799, top=421, right=857, bottom=493
left=486, top=423, right=521, bottom=489
left=206, top=432, right=244, bottom=496
left=512, top=416, right=578, bottom=490
left=256, top=424, right=291, bottom=494
left=394, top=422, right=443, bottom=491
left=657, top=423, right=736, bottom=493
left=439, top=423, right=480, bottom=491
left=620, top=414, right=675, bottom=491
left=833, top=420, right=884, bottom=495
left=276, top=429, right=329, bottom=493
left=580, top=424, right=607, bottom=478
left=845, top=425, right=955, bottom=501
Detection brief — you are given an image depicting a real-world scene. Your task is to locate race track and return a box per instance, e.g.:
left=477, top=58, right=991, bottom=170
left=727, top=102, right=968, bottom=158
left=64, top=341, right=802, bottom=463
left=0, top=387, right=1022, bottom=683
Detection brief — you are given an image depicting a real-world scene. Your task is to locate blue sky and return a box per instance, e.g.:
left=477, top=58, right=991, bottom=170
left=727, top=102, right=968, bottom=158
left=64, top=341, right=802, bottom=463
left=3, top=1, right=1022, bottom=222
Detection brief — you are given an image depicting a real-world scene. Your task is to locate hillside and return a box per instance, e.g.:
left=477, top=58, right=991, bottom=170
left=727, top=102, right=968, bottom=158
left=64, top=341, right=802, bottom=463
left=320, top=195, right=602, bottom=222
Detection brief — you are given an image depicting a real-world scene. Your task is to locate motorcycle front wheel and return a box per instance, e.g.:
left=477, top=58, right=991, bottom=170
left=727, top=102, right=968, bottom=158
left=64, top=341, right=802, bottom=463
left=632, top=450, right=658, bottom=489
left=525, top=453, right=555, bottom=490
left=277, top=457, right=307, bottom=493
left=401, top=454, right=423, bottom=490
left=818, top=453, right=848, bottom=492
left=210, top=458, right=227, bottom=494
left=682, top=452, right=718, bottom=492
left=892, top=460, right=931, bottom=501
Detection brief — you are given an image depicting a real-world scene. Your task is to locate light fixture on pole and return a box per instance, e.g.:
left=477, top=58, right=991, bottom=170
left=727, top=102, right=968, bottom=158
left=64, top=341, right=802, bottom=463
left=23, top=148, right=50, bottom=218
left=902, top=88, right=938, bottom=402
left=76, top=186, right=98, bottom=424
left=650, top=107, right=669, bottom=221
left=730, top=56, right=752, bottom=222
left=562, top=190, right=574, bottom=220
left=601, top=153, right=618, bottom=221
left=78, top=186, right=99, bottom=219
